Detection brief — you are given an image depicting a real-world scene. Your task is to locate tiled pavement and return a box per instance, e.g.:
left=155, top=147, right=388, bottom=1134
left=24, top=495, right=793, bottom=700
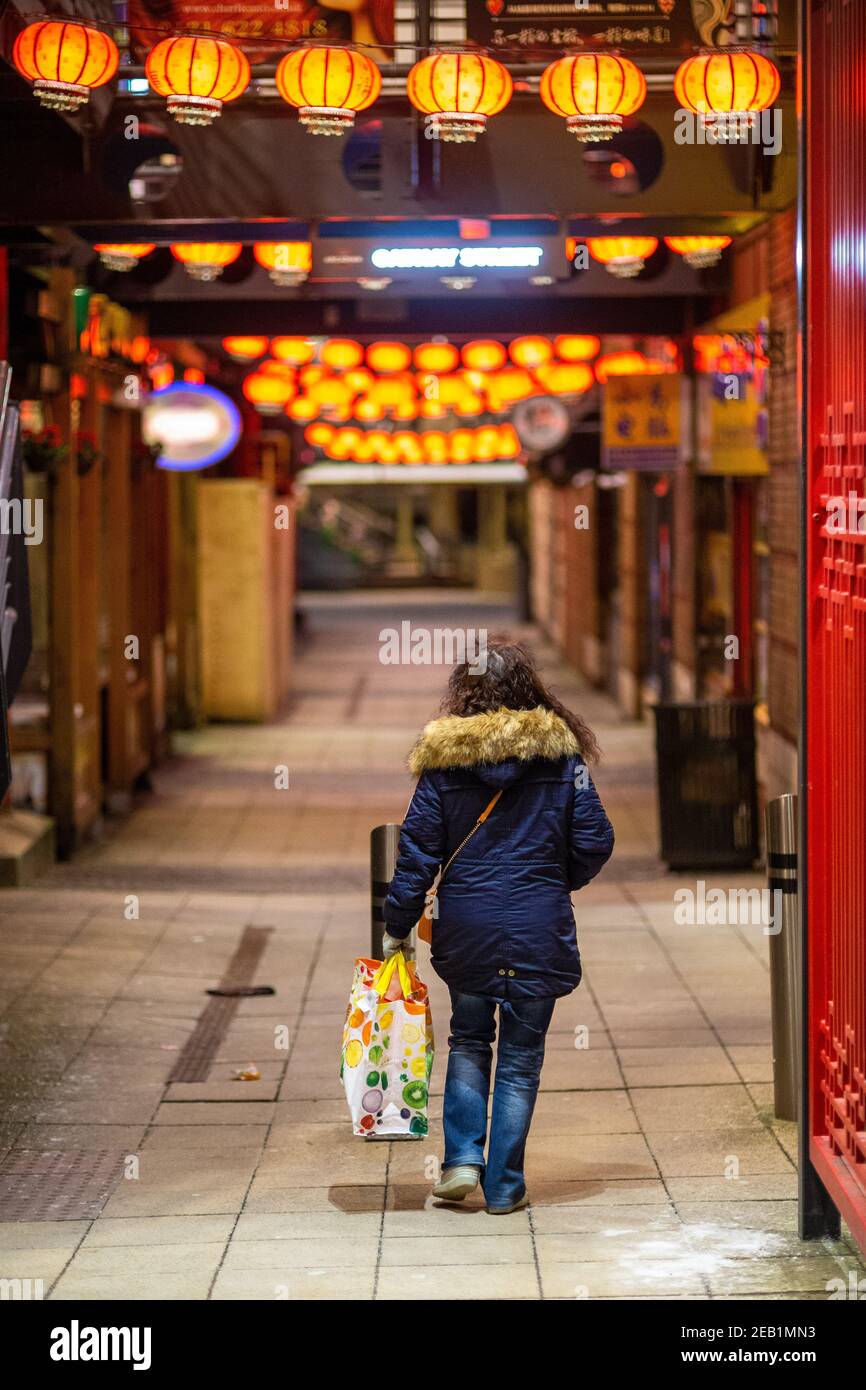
left=0, top=592, right=862, bottom=1301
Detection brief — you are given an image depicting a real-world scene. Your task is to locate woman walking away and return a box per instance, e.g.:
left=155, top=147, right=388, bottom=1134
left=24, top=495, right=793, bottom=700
left=382, top=641, right=614, bottom=1214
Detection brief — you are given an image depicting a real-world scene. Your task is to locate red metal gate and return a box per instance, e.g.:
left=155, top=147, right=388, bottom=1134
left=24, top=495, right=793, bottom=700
left=805, top=0, right=866, bottom=1254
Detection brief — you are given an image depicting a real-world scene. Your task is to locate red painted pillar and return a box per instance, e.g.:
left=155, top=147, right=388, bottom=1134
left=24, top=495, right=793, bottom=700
left=803, top=0, right=866, bottom=1254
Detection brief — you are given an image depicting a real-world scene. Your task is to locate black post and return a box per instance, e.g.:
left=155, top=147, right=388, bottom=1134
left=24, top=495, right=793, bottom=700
left=370, top=823, right=401, bottom=960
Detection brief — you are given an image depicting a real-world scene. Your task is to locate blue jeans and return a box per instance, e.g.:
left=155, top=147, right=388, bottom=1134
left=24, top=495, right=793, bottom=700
left=442, top=989, right=556, bottom=1209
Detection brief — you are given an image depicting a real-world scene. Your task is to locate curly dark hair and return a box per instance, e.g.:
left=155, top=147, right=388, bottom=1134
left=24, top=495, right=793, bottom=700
left=440, top=636, right=601, bottom=763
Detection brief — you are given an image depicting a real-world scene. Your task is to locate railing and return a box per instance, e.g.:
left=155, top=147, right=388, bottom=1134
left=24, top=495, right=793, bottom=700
left=0, top=362, right=16, bottom=799
left=0, top=362, right=17, bottom=675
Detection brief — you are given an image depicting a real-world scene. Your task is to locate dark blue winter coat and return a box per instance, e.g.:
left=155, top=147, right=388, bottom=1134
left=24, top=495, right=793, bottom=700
left=383, top=706, right=614, bottom=1000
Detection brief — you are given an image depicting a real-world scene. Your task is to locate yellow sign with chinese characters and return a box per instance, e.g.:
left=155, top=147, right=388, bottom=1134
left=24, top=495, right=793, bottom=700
left=602, top=373, right=686, bottom=471
left=695, top=294, right=770, bottom=476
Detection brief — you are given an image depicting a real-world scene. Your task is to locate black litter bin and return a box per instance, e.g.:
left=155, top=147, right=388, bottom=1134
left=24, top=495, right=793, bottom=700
left=653, top=700, right=758, bottom=870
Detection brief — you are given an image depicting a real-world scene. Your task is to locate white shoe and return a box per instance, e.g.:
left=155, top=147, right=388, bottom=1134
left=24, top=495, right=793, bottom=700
left=432, top=1165, right=481, bottom=1201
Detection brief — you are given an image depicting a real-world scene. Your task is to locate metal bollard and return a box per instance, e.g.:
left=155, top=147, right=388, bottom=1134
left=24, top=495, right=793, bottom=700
left=370, top=823, right=403, bottom=960
left=766, top=794, right=801, bottom=1122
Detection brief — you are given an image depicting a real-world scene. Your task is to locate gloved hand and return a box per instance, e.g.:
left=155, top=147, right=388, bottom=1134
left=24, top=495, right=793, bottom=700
left=382, top=931, right=414, bottom=961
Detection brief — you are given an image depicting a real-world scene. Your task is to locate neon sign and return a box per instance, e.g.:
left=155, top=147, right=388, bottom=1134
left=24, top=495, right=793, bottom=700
left=370, top=246, right=545, bottom=270
left=143, top=382, right=241, bottom=471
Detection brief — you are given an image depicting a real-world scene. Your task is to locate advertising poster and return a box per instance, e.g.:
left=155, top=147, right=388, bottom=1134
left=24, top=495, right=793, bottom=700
left=467, top=0, right=734, bottom=58
left=602, top=371, right=686, bottom=471
left=129, top=0, right=395, bottom=64
left=695, top=293, right=771, bottom=476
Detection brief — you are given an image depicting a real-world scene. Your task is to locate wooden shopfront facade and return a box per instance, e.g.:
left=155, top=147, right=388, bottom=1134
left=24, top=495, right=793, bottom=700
left=5, top=267, right=174, bottom=859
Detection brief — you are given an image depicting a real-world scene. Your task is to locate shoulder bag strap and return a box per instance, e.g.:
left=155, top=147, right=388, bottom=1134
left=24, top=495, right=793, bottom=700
left=437, top=788, right=503, bottom=886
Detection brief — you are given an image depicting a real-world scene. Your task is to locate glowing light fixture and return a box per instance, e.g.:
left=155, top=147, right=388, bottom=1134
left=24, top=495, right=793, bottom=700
left=222, top=336, right=269, bottom=362
left=497, top=424, right=521, bottom=459
left=145, top=36, right=249, bottom=125
left=321, top=339, right=365, bottom=371
left=253, top=241, right=312, bottom=288
left=366, top=342, right=412, bottom=374
left=287, top=396, right=319, bottom=422
left=586, top=236, right=658, bottom=278
left=488, top=367, right=537, bottom=406
left=406, top=52, right=513, bottom=143
left=243, top=369, right=296, bottom=414
left=595, top=351, right=667, bottom=382
left=462, top=340, right=507, bottom=373
left=368, top=374, right=416, bottom=410
left=414, top=342, right=460, bottom=374
left=275, top=46, right=381, bottom=135
left=307, top=377, right=354, bottom=413
left=171, top=242, right=242, bottom=282
left=536, top=362, right=594, bottom=396
left=371, top=246, right=543, bottom=270
left=345, top=367, right=374, bottom=394
left=270, top=337, right=316, bottom=366
left=454, top=393, right=484, bottom=418
left=93, top=243, right=156, bottom=273
left=509, top=336, right=553, bottom=370
left=540, top=53, right=646, bottom=140
left=664, top=235, right=732, bottom=268
left=305, top=422, right=335, bottom=448
left=554, top=334, right=600, bottom=362
left=673, top=51, right=780, bottom=124
left=143, top=382, right=240, bottom=471
left=433, top=374, right=470, bottom=407
left=13, top=20, right=119, bottom=112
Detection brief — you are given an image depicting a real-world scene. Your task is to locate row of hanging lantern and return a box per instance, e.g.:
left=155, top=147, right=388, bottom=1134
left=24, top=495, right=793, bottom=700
left=578, top=234, right=732, bottom=276
left=235, top=334, right=677, bottom=420
left=93, top=233, right=732, bottom=285
left=12, top=21, right=781, bottom=142
left=93, top=240, right=313, bottom=283
left=305, top=422, right=522, bottom=466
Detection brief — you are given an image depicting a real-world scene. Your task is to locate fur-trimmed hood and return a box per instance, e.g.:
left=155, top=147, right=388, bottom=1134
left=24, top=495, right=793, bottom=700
left=409, top=706, right=580, bottom=777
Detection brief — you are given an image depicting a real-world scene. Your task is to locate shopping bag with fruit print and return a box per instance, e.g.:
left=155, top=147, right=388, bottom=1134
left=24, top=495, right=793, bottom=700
left=340, top=950, right=434, bottom=1138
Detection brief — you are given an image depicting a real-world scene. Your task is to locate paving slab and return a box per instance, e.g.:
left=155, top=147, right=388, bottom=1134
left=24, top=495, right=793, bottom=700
left=0, top=595, right=861, bottom=1302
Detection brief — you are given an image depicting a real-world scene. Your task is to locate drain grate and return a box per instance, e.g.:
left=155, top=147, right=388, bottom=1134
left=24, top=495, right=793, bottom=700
left=0, top=1149, right=126, bottom=1221
left=168, top=925, right=274, bottom=1083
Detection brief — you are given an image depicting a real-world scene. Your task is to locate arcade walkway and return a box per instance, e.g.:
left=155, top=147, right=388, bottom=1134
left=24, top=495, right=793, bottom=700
left=0, top=595, right=862, bottom=1300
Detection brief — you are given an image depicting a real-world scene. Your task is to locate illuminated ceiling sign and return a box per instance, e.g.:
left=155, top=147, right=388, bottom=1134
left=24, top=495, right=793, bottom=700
left=143, top=382, right=241, bottom=471
left=299, top=462, right=527, bottom=485
left=370, top=246, right=545, bottom=270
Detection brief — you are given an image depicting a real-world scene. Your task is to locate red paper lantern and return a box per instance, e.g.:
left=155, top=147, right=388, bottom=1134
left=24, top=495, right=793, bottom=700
left=586, top=236, right=658, bottom=278
left=253, top=242, right=312, bottom=288
left=14, top=20, right=118, bottom=112
left=407, top=52, right=513, bottom=143
left=93, top=244, right=155, bottom=273
left=674, top=52, right=780, bottom=118
left=171, top=243, right=242, bottom=282
left=540, top=53, right=646, bottom=141
left=275, top=46, right=381, bottom=135
left=664, top=235, right=732, bottom=268
left=146, top=36, right=250, bottom=126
